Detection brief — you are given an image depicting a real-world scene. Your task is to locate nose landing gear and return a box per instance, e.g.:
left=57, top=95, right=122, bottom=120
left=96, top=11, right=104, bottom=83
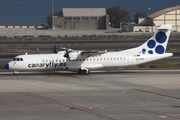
left=13, top=71, right=19, bottom=75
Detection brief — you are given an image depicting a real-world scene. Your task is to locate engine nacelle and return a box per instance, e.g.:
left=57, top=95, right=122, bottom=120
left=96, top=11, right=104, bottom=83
left=68, top=50, right=82, bottom=60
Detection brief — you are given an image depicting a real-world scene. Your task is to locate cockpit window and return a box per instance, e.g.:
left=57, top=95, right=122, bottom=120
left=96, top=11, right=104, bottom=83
left=13, top=58, right=17, bottom=61
left=12, top=58, right=23, bottom=61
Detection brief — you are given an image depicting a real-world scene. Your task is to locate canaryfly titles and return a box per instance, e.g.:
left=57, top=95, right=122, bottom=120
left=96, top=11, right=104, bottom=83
left=28, top=62, right=67, bottom=68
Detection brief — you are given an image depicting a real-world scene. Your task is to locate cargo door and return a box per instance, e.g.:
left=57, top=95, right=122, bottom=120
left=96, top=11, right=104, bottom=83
left=128, top=54, right=133, bottom=65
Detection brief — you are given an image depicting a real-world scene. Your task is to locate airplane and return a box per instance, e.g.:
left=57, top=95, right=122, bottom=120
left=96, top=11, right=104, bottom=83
left=4, top=24, right=173, bottom=75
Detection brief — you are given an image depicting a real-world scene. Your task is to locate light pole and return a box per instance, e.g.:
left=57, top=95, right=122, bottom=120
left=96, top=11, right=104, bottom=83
left=52, top=0, right=55, bottom=29
left=140, top=0, right=142, bottom=13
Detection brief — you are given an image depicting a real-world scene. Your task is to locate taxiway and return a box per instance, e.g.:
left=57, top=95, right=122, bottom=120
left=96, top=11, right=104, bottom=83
left=0, top=70, right=180, bottom=120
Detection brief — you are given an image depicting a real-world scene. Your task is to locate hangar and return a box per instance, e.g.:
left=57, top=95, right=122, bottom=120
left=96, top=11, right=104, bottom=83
left=135, top=6, right=180, bottom=32
left=54, top=8, right=109, bottom=30
left=149, top=5, right=180, bottom=32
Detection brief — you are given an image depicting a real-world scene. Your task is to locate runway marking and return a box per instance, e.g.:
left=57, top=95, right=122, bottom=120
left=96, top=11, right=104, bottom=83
left=25, top=92, right=118, bottom=120
left=144, top=111, right=180, bottom=120
left=135, top=89, right=180, bottom=120
left=25, top=92, right=96, bottom=112
left=26, top=92, right=117, bottom=120
left=133, top=89, right=180, bottom=100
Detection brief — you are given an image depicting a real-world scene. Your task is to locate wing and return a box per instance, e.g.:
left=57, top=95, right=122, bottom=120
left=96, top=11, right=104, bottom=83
left=80, top=50, right=107, bottom=58
left=64, top=50, right=107, bottom=60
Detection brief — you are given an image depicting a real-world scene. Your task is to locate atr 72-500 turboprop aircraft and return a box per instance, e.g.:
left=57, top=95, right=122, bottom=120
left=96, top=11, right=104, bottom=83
left=4, top=24, right=173, bottom=75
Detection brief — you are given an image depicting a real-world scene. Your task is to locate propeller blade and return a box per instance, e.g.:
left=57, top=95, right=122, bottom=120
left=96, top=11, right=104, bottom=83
left=63, top=47, right=70, bottom=60
left=53, top=44, right=57, bottom=53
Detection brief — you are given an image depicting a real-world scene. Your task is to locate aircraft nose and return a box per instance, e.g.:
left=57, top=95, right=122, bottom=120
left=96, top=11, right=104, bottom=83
left=4, top=63, right=9, bottom=70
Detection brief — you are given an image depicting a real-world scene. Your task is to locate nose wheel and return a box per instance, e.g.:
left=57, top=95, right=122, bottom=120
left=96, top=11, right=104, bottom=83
left=13, top=71, right=18, bottom=75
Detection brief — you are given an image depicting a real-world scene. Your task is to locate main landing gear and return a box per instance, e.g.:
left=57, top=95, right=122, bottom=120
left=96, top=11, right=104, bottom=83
left=78, top=69, right=89, bottom=75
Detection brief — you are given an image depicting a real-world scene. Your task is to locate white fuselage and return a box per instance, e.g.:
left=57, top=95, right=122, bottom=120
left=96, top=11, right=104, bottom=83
left=4, top=24, right=174, bottom=74
left=7, top=51, right=172, bottom=72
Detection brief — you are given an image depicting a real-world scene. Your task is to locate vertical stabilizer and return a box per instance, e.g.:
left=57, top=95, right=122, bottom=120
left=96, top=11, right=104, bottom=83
left=122, top=24, right=172, bottom=55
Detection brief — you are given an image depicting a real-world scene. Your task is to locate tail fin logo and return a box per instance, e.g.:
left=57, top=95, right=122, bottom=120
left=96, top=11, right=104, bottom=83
left=156, top=31, right=167, bottom=43
left=142, top=31, right=167, bottom=55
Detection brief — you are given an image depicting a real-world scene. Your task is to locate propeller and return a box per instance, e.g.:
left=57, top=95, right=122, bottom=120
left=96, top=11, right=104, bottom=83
left=63, top=48, right=70, bottom=60
left=53, top=44, right=57, bottom=53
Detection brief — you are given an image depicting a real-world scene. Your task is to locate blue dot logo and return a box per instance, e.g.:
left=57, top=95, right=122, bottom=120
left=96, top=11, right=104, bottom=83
left=141, top=31, right=167, bottom=55
left=147, top=40, right=156, bottom=48
left=148, top=50, right=153, bottom=54
left=156, top=32, right=167, bottom=43
left=155, top=45, right=164, bottom=54
left=142, top=48, right=146, bottom=54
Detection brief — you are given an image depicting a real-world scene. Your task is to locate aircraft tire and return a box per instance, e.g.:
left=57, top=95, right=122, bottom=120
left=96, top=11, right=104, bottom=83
left=77, top=69, right=89, bottom=75
left=13, top=71, right=18, bottom=75
left=83, top=70, right=89, bottom=75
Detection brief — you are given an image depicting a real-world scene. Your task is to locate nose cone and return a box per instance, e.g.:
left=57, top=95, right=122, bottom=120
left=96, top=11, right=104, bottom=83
left=4, top=63, right=9, bottom=70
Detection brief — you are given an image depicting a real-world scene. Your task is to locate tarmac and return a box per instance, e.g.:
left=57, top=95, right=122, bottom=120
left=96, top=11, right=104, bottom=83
left=0, top=28, right=180, bottom=120
left=0, top=28, right=154, bottom=37
left=0, top=70, right=180, bottom=120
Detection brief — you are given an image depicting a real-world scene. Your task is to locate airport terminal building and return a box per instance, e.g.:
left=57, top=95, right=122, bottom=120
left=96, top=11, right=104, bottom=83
left=54, top=8, right=109, bottom=30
